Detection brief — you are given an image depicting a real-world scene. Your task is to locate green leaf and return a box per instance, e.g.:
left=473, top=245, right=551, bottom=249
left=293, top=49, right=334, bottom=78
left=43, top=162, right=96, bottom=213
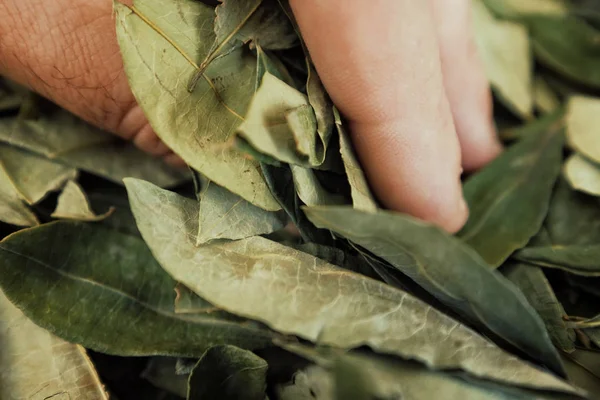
left=499, top=107, right=564, bottom=142
left=546, top=178, right=600, bottom=246
left=0, top=160, right=38, bottom=227
left=194, top=0, right=297, bottom=82
left=473, top=0, right=533, bottom=118
left=51, top=180, right=114, bottom=222
left=459, top=119, right=564, bottom=267
left=0, top=221, right=273, bottom=356
left=0, top=289, right=109, bottom=400
left=0, top=78, right=25, bottom=111
left=124, top=178, right=578, bottom=390
left=502, top=262, right=575, bottom=352
left=529, top=16, right=600, bottom=88
left=290, top=165, right=347, bottom=207
left=562, top=350, right=600, bottom=396
left=197, top=180, right=285, bottom=244
left=482, top=0, right=567, bottom=19
left=534, top=76, right=562, bottom=114
left=255, top=44, right=296, bottom=91
left=304, top=206, right=565, bottom=375
left=188, top=345, right=267, bottom=400
left=567, top=96, right=600, bottom=164
left=0, top=111, right=187, bottom=187
left=114, top=0, right=278, bottom=210
left=564, top=154, right=600, bottom=197
left=334, top=109, right=377, bottom=212
left=237, top=72, right=317, bottom=167
left=514, top=244, right=600, bottom=276
left=282, top=343, right=585, bottom=400
left=0, top=143, right=77, bottom=205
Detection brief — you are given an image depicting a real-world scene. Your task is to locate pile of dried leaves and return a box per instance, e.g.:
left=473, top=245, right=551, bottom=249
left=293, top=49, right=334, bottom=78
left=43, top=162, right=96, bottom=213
left=3, top=0, right=600, bottom=398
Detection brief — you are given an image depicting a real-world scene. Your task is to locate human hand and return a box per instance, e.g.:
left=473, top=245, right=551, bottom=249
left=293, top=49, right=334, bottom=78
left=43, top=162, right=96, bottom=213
left=291, top=0, right=502, bottom=232
left=0, top=0, right=501, bottom=232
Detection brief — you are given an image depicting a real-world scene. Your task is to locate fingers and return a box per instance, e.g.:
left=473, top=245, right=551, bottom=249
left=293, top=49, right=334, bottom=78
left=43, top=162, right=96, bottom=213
left=0, top=0, right=182, bottom=166
left=430, top=0, right=502, bottom=171
left=290, top=0, right=468, bottom=232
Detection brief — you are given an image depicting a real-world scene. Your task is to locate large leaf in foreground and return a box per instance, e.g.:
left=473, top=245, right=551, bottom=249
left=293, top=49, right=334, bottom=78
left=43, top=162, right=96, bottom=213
left=459, top=117, right=564, bottom=266
left=0, top=290, right=109, bottom=400
left=304, top=206, right=564, bottom=375
left=115, top=0, right=278, bottom=210
left=125, top=178, right=577, bottom=392
left=188, top=345, right=267, bottom=400
left=0, top=222, right=272, bottom=356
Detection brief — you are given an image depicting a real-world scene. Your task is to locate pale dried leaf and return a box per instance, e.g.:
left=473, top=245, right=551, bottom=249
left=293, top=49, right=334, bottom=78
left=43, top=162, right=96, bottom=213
left=51, top=181, right=113, bottom=222
left=564, top=153, right=600, bottom=197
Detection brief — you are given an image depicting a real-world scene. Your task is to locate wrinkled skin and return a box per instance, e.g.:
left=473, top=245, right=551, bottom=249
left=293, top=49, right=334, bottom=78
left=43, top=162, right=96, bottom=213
left=0, top=0, right=500, bottom=232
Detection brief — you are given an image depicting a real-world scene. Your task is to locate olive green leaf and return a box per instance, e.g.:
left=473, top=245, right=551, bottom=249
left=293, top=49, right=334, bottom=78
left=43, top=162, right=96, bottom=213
left=514, top=244, right=600, bottom=276
left=0, top=78, right=27, bottom=111
left=482, top=0, right=567, bottom=19
left=566, top=314, right=600, bottom=329
left=175, top=283, right=221, bottom=316
left=304, top=206, right=564, bottom=374
left=290, top=165, right=346, bottom=207
left=114, top=0, right=278, bottom=210
left=237, top=72, right=317, bottom=166
left=529, top=17, right=600, bottom=88
left=281, top=342, right=585, bottom=400
left=255, top=44, right=296, bottom=91
left=141, top=357, right=189, bottom=398
left=502, top=262, right=575, bottom=352
left=0, top=111, right=187, bottom=187
left=334, top=109, right=377, bottom=212
left=125, top=179, right=577, bottom=389
left=0, top=143, right=77, bottom=205
left=51, top=180, right=114, bottom=222
left=0, top=161, right=38, bottom=227
left=188, top=345, right=268, bottom=400
left=473, top=0, right=533, bottom=119
left=0, top=289, right=109, bottom=400
left=499, top=107, right=564, bottom=142
left=567, top=96, right=600, bottom=164
left=0, top=221, right=273, bottom=356
left=534, top=76, right=561, bottom=114
left=562, top=350, right=600, bottom=396
left=546, top=178, right=600, bottom=246
left=192, top=0, right=297, bottom=87
left=197, top=180, right=285, bottom=244
left=564, top=154, right=600, bottom=197
left=459, top=119, right=564, bottom=267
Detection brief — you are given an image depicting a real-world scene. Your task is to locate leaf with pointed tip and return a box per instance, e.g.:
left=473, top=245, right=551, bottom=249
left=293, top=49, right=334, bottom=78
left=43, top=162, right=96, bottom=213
left=51, top=181, right=114, bottom=222
left=515, top=244, right=600, bottom=276
left=125, top=179, right=577, bottom=390
left=197, top=180, right=285, bottom=244
left=255, top=45, right=296, bottom=91
left=334, top=109, right=377, bottom=212
left=188, top=345, right=267, bottom=400
left=499, top=107, right=564, bottom=142
left=459, top=119, right=564, bottom=267
left=473, top=0, right=533, bottom=118
left=529, top=16, right=600, bottom=88
left=502, top=262, right=575, bottom=352
left=0, top=161, right=38, bottom=227
left=304, top=206, right=565, bottom=375
left=0, top=111, right=187, bottom=187
left=564, top=154, right=600, bottom=197
left=0, top=221, right=273, bottom=356
left=281, top=343, right=584, bottom=400
left=114, top=0, right=278, bottom=209
left=0, top=143, right=76, bottom=205
left=0, top=289, right=109, bottom=400
left=567, top=96, right=600, bottom=164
